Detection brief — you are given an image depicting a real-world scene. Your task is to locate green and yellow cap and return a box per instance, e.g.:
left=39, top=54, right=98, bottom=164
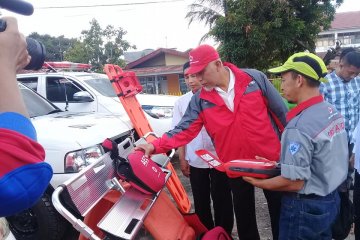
left=268, top=52, right=328, bottom=82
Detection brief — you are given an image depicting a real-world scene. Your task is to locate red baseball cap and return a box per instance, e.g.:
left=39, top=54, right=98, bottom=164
left=187, top=44, right=219, bottom=74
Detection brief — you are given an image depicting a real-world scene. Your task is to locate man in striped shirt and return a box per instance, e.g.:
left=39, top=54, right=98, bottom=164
left=320, top=48, right=360, bottom=239
left=320, top=49, right=360, bottom=185
left=320, top=48, right=360, bottom=150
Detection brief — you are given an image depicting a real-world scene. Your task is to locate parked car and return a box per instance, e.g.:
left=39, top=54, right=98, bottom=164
left=17, top=62, right=179, bottom=136
left=6, top=84, right=136, bottom=240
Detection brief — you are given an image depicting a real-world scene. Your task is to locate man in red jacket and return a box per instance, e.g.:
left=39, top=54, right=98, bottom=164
left=136, top=44, right=287, bottom=239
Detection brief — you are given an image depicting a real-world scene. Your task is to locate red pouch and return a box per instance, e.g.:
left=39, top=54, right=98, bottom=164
left=182, top=213, right=208, bottom=236
left=196, top=149, right=280, bottom=179
left=224, top=159, right=280, bottom=179
left=195, top=149, right=225, bottom=172
left=102, top=139, right=166, bottom=194
left=122, top=151, right=166, bottom=194
left=200, top=226, right=232, bottom=240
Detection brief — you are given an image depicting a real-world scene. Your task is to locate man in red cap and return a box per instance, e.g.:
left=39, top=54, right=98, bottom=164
left=136, top=44, right=287, bottom=239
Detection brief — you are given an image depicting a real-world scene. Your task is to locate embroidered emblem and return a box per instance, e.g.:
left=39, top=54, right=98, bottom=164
left=189, top=55, right=199, bottom=64
left=328, top=107, right=333, bottom=114
left=189, top=55, right=193, bottom=62
left=248, top=80, right=255, bottom=86
left=289, top=142, right=300, bottom=155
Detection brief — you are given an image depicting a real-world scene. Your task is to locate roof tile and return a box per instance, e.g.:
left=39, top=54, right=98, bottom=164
left=124, top=65, right=183, bottom=76
left=125, top=48, right=188, bottom=69
left=330, top=11, right=360, bottom=30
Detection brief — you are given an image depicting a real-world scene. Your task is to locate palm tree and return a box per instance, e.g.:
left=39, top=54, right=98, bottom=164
left=185, top=0, right=227, bottom=42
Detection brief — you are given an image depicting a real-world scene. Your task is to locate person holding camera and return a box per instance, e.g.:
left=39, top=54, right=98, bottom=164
left=0, top=16, right=52, bottom=217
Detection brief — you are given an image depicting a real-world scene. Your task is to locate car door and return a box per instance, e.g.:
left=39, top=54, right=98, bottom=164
left=17, top=76, right=40, bottom=92
left=45, top=76, right=97, bottom=112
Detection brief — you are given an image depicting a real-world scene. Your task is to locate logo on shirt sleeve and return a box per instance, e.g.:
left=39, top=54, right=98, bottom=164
left=248, top=80, right=255, bottom=86
left=328, top=107, right=333, bottom=114
left=289, top=142, right=301, bottom=155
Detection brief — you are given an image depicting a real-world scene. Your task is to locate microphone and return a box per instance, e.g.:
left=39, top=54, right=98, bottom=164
left=0, top=0, right=34, bottom=16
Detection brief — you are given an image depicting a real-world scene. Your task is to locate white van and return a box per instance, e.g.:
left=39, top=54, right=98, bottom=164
left=17, top=63, right=179, bottom=136
left=6, top=84, right=135, bottom=240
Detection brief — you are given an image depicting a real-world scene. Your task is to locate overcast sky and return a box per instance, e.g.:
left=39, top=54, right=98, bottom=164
left=1, top=0, right=359, bottom=52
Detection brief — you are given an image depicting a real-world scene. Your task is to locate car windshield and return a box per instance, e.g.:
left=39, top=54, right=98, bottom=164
left=19, top=84, right=60, bottom=118
left=83, top=77, right=117, bottom=97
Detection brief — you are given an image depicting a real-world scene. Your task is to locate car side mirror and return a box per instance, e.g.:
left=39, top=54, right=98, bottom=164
left=73, top=91, right=94, bottom=102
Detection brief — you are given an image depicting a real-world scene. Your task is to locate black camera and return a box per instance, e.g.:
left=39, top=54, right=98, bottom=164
left=0, top=0, right=46, bottom=70
left=0, top=19, right=46, bottom=70
left=24, top=37, right=46, bottom=70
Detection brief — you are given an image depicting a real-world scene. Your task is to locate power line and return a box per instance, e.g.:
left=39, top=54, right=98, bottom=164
left=36, top=0, right=183, bottom=10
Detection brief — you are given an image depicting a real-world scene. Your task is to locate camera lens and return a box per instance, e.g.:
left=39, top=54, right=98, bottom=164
left=25, top=38, right=46, bottom=70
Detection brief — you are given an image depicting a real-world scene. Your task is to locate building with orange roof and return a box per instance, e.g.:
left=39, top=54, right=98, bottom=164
left=124, top=48, right=189, bottom=95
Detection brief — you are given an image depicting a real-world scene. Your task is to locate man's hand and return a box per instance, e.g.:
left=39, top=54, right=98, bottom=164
left=243, top=176, right=263, bottom=188
left=0, top=17, right=30, bottom=72
left=244, top=156, right=273, bottom=188
left=244, top=175, right=304, bottom=192
left=134, top=143, right=155, bottom=157
left=179, top=159, right=190, bottom=177
left=0, top=17, right=30, bottom=117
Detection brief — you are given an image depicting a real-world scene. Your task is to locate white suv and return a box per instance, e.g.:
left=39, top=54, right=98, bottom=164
left=6, top=84, right=136, bottom=240
left=17, top=65, right=179, bottom=136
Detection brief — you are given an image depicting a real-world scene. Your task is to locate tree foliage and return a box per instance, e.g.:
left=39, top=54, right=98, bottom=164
left=186, top=0, right=226, bottom=42
left=28, top=32, right=77, bottom=62
left=187, top=0, right=343, bottom=71
left=30, top=19, right=135, bottom=72
left=80, top=19, right=104, bottom=70
left=65, top=18, right=135, bottom=71
left=63, top=41, right=91, bottom=64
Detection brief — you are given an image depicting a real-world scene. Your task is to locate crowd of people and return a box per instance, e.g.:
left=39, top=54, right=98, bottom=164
left=136, top=45, right=360, bottom=240
left=1, top=6, right=360, bottom=240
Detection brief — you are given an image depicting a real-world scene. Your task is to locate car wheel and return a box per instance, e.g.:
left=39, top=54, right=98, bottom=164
left=6, top=191, right=69, bottom=240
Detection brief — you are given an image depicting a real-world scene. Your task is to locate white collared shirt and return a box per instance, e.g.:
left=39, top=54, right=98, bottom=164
left=214, top=67, right=235, bottom=112
left=171, top=91, right=216, bottom=168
